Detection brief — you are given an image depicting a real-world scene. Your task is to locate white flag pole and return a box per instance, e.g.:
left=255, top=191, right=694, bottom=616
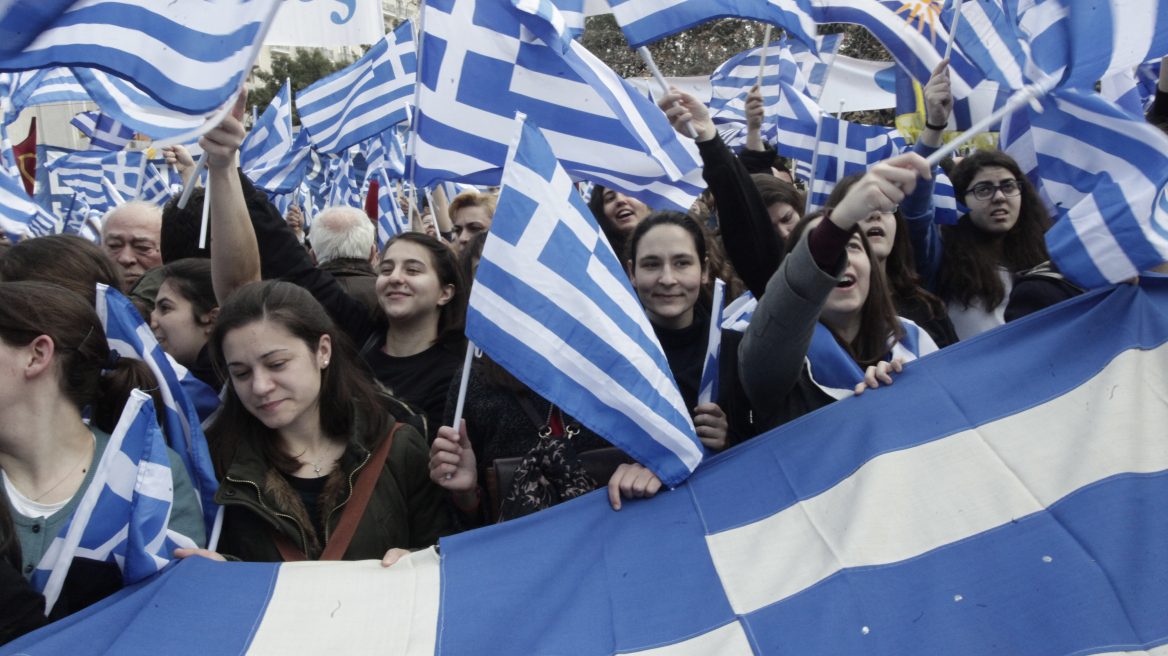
left=198, top=172, right=211, bottom=249
left=131, top=150, right=149, bottom=200
left=637, top=46, right=699, bottom=139
left=803, top=110, right=826, bottom=216
left=944, top=0, right=965, bottom=62
left=756, top=25, right=773, bottom=89
left=447, top=339, right=477, bottom=478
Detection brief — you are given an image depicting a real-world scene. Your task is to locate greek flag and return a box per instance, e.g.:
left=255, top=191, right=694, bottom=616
left=786, top=113, right=905, bottom=211
left=29, top=390, right=199, bottom=615
left=940, top=0, right=1027, bottom=92
left=0, top=162, right=57, bottom=240
left=296, top=20, right=416, bottom=154
left=12, top=278, right=1168, bottom=656
left=247, top=130, right=312, bottom=196
left=804, top=319, right=938, bottom=399
left=413, top=0, right=705, bottom=213
left=720, top=290, right=755, bottom=331
left=605, top=0, right=820, bottom=53
left=696, top=279, right=725, bottom=406
left=322, top=151, right=362, bottom=209
left=137, top=161, right=176, bottom=205
left=69, top=68, right=215, bottom=143
left=32, top=144, right=78, bottom=218
left=70, top=111, right=136, bottom=151
left=45, top=150, right=148, bottom=213
left=60, top=191, right=99, bottom=240
left=373, top=170, right=409, bottom=249
left=241, top=79, right=293, bottom=177
left=8, top=68, right=89, bottom=118
left=1099, top=66, right=1147, bottom=119
left=932, top=170, right=964, bottom=226
left=96, top=284, right=223, bottom=546
left=467, top=113, right=702, bottom=487
left=0, top=0, right=281, bottom=116
left=1021, top=88, right=1168, bottom=288
left=1021, top=0, right=1168, bottom=91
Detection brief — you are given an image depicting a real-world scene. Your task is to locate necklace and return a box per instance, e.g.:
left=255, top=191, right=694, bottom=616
left=29, top=440, right=93, bottom=503
left=301, top=444, right=339, bottom=477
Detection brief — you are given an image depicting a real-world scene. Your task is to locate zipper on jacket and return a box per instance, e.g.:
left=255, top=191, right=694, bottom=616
left=225, top=476, right=310, bottom=556
left=322, top=451, right=371, bottom=545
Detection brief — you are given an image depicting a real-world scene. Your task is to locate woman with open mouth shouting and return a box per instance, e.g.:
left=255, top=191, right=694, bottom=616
left=900, top=61, right=1051, bottom=341
left=738, top=152, right=938, bottom=433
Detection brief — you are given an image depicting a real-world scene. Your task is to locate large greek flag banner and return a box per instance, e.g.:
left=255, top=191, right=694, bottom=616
left=467, top=113, right=702, bottom=487
left=8, top=276, right=1168, bottom=656
left=96, top=284, right=222, bottom=546
left=29, top=390, right=197, bottom=616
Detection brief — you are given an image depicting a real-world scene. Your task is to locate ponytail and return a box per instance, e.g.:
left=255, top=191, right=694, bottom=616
left=92, top=356, right=164, bottom=434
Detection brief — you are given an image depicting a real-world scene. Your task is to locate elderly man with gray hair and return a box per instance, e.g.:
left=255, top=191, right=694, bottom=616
left=102, top=200, right=164, bottom=295
left=309, top=205, right=380, bottom=309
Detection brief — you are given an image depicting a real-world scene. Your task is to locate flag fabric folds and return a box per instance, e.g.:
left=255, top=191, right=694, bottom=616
left=413, top=0, right=705, bottom=213
left=0, top=0, right=281, bottom=115
left=788, top=114, right=905, bottom=211
left=29, top=390, right=199, bottom=616
left=605, top=0, right=820, bottom=53
left=247, top=130, right=312, bottom=196
left=1020, top=89, right=1168, bottom=288
left=373, top=170, right=409, bottom=249
left=240, top=79, right=294, bottom=178
left=70, top=111, right=136, bottom=151
left=69, top=67, right=215, bottom=143
left=46, top=150, right=146, bottom=213
left=10, top=277, right=1168, bottom=656
left=95, top=284, right=222, bottom=545
left=0, top=161, right=57, bottom=240
left=466, top=113, right=702, bottom=487
left=296, top=20, right=416, bottom=154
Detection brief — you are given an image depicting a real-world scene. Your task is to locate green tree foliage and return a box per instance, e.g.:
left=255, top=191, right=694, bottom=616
left=249, top=48, right=356, bottom=125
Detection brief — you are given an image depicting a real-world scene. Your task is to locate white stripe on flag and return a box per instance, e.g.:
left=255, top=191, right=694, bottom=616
left=706, top=342, right=1168, bottom=614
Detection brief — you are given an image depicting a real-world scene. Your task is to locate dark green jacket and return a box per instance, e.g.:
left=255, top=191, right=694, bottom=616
left=213, top=412, right=453, bottom=562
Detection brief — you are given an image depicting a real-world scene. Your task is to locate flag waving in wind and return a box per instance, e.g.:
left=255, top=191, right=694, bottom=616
left=466, top=113, right=702, bottom=487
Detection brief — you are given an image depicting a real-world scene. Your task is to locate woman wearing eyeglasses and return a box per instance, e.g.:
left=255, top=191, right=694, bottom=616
left=900, top=61, right=1052, bottom=340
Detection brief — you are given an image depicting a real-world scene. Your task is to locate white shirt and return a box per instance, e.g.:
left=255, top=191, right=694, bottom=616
left=3, top=470, right=70, bottom=519
left=947, top=267, right=1013, bottom=341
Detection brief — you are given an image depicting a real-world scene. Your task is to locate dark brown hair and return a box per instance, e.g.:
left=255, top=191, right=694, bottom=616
left=458, top=231, right=489, bottom=286
left=0, top=234, right=124, bottom=304
left=161, top=186, right=209, bottom=263
left=379, top=232, right=468, bottom=350
left=206, top=281, right=391, bottom=475
left=158, top=258, right=217, bottom=326
left=826, top=174, right=947, bottom=323
left=752, top=174, right=805, bottom=217
left=940, top=150, right=1051, bottom=309
left=0, top=281, right=161, bottom=433
left=587, top=184, right=633, bottom=258
left=787, top=215, right=904, bottom=368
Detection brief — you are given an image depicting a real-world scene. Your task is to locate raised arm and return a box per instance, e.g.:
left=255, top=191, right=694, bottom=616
left=203, top=90, right=260, bottom=305
left=657, top=87, right=783, bottom=298
left=900, top=60, right=951, bottom=286
left=740, top=154, right=929, bottom=428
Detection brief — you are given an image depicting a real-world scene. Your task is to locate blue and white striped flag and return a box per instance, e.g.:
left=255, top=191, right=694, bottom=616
left=812, top=0, right=988, bottom=102
left=69, top=67, right=218, bottom=143
left=70, top=111, right=136, bottom=151
left=46, top=150, right=146, bottom=213
left=0, top=0, right=281, bottom=116
left=13, top=278, right=1168, bottom=656
left=1099, top=66, right=1146, bottom=119
left=373, top=170, right=409, bottom=249
left=248, top=130, right=312, bottom=196
left=413, top=0, right=705, bottom=213
left=940, top=0, right=1027, bottom=93
left=0, top=161, right=57, bottom=240
left=137, top=161, right=175, bottom=205
left=1021, top=89, right=1168, bottom=288
left=60, top=190, right=99, bottom=240
left=32, top=144, right=80, bottom=218
left=932, top=169, right=965, bottom=226
left=786, top=113, right=905, bottom=211
left=95, top=284, right=222, bottom=546
left=29, top=389, right=200, bottom=615
left=241, top=79, right=294, bottom=177
left=467, top=113, right=702, bottom=487
left=696, top=278, right=725, bottom=406
left=605, top=0, right=820, bottom=53
left=297, top=20, right=416, bottom=154
left=322, top=151, right=362, bottom=209
left=786, top=32, right=844, bottom=103
left=720, top=290, right=754, bottom=331
left=9, top=67, right=90, bottom=116
left=1021, top=0, right=1168, bottom=92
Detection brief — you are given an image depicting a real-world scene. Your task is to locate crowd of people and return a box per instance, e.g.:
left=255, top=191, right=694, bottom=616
left=1, top=56, right=1166, bottom=644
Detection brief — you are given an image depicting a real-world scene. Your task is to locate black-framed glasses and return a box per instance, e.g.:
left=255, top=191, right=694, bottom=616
left=968, top=180, right=1021, bottom=201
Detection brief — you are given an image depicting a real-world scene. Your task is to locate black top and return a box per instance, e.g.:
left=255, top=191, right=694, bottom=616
left=240, top=174, right=460, bottom=439
left=1148, top=87, right=1168, bottom=127
left=652, top=306, right=710, bottom=414
left=1005, top=263, right=1086, bottom=323
left=894, top=295, right=960, bottom=348
left=697, top=135, right=784, bottom=300
left=0, top=557, right=46, bottom=647
left=281, top=473, right=328, bottom=540
left=363, top=336, right=464, bottom=438
left=737, top=142, right=780, bottom=176
left=189, top=342, right=222, bottom=391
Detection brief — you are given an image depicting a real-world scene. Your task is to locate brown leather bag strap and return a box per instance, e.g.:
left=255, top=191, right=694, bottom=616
left=269, top=526, right=308, bottom=562
left=318, top=422, right=402, bottom=561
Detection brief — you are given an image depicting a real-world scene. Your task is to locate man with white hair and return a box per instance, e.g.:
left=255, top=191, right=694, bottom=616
left=310, top=205, right=379, bottom=309
left=102, top=200, right=163, bottom=292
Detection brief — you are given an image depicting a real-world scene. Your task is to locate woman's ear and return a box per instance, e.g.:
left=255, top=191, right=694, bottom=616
left=701, top=257, right=710, bottom=285
left=24, top=334, right=56, bottom=380
left=436, top=284, right=456, bottom=307
left=201, top=307, right=220, bottom=334
left=317, top=334, right=333, bottom=369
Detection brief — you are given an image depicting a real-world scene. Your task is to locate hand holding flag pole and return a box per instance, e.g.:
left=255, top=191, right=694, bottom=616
left=638, top=47, right=699, bottom=139
left=923, top=79, right=1055, bottom=169
left=448, top=341, right=477, bottom=479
